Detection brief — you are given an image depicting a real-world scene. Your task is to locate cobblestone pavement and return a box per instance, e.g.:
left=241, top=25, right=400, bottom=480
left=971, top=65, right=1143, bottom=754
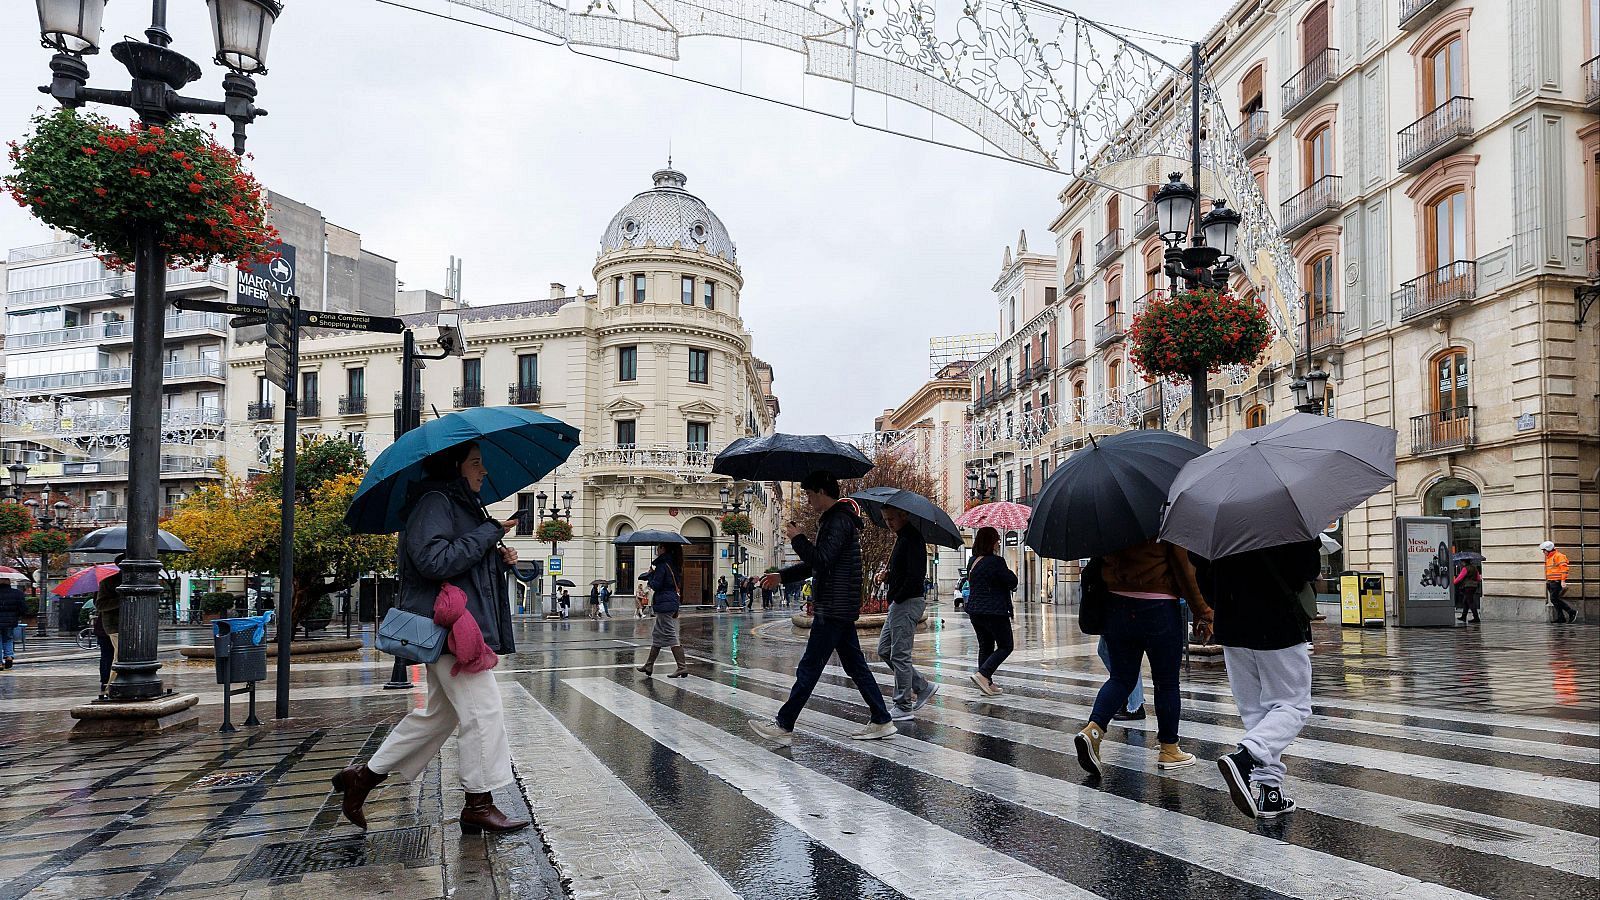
left=0, top=605, right=1595, bottom=898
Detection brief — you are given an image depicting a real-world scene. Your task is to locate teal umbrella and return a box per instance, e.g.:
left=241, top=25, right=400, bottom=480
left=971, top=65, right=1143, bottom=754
left=344, top=407, right=580, bottom=534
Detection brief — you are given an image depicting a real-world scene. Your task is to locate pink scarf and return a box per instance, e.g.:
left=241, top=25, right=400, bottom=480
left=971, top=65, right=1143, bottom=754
left=432, top=583, right=499, bottom=676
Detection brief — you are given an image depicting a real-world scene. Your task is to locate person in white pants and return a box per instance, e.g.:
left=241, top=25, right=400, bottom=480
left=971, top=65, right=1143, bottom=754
left=366, top=654, right=515, bottom=794
left=1221, top=644, right=1312, bottom=795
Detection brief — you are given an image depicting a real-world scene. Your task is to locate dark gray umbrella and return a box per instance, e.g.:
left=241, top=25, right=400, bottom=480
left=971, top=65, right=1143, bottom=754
left=712, top=433, right=873, bottom=482
left=1160, top=414, right=1397, bottom=559
left=613, top=529, right=692, bottom=546
left=1025, top=430, right=1207, bottom=560
left=70, top=526, right=190, bottom=555
left=850, top=487, right=962, bottom=549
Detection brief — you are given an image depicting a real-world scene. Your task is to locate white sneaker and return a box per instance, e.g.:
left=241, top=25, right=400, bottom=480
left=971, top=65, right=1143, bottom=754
left=851, top=721, right=897, bottom=740
left=890, top=707, right=915, bottom=721
left=747, top=719, right=793, bottom=747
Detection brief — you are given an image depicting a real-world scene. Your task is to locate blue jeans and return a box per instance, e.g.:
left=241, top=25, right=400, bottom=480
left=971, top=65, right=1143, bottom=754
left=777, top=615, right=891, bottom=729
left=0, top=628, right=14, bottom=660
left=1090, top=597, right=1184, bottom=743
left=1098, top=636, right=1144, bottom=713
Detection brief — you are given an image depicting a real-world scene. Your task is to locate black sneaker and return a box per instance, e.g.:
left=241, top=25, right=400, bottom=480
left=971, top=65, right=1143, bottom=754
left=1112, top=704, right=1147, bottom=721
left=1257, top=784, right=1296, bottom=818
left=1217, top=746, right=1260, bottom=819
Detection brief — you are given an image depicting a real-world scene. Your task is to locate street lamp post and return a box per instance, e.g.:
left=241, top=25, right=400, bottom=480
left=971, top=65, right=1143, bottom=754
left=720, top=484, right=755, bottom=608
left=23, top=496, right=72, bottom=637
left=28, top=0, right=281, bottom=703
left=538, top=489, right=574, bottom=618
left=966, top=466, right=998, bottom=503
left=1291, top=314, right=1332, bottom=415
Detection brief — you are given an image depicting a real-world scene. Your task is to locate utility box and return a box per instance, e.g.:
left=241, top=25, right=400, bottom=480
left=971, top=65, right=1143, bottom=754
left=1339, top=572, right=1386, bottom=627
left=1394, top=516, right=1457, bottom=627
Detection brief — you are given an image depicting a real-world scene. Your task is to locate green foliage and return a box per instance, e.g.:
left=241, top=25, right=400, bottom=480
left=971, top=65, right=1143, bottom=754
left=719, top=513, right=754, bottom=537
left=0, top=502, right=33, bottom=538
left=200, top=592, right=237, bottom=615
left=20, top=530, right=71, bottom=556
left=535, top=519, right=573, bottom=543
left=260, top=434, right=369, bottom=500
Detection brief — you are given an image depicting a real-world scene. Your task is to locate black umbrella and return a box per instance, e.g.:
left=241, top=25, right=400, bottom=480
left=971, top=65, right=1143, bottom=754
left=70, top=526, right=191, bottom=555
left=1452, top=551, right=1485, bottom=564
left=850, top=487, right=962, bottom=549
left=1026, top=430, right=1207, bottom=560
left=613, top=529, right=692, bottom=546
left=712, top=433, right=873, bottom=482
left=554, top=579, right=576, bottom=588
left=1160, top=413, right=1397, bottom=559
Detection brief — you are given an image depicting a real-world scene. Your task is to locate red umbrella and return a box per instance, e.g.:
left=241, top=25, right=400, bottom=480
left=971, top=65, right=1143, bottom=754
left=53, top=564, right=120, bottom=598
left=956, top=501, right=1033, bottom=532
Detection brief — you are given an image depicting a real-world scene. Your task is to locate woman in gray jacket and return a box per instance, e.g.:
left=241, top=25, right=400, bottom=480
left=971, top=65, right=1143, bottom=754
left=334, top=442, right=528, bottom=834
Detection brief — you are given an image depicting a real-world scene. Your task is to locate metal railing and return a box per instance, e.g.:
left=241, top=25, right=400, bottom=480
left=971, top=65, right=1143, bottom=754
left=1133, top=204, right=1157, bottom=238
left=1127, top=383, right=1163, bottom=415
left=392, top=390, right=425, bottom=410
left=1234, top=109, right=1270, bottom=155
left=455, top=386, right=484, bottom=408
left=1396, top=260, right=1477, bottom=320
left=1018, top=360, right=1036, bottom=386
left=167, top=358, right=224, bottom=379
left=65, top=506, right=128, bottom=525
left=1094, top=229, right=1124, bottom=268
left=3, top=265, right=229, bottom=308
left=1064, top=263, right=1087, bottom=294
left=1399, top=0, right=1447, bottom=28
left=1062, top=339, right=1087, bottom=367
left=1093, top=312, right=1125, bottom=348
left=1279, top=175, right=1342, bottom=236
left=996, top=378, right=1015, bottom=400
left=581, top=444, right=717, bottom=472
left=1397, top=97, right=1473, bottom=172
left=1411, top=407, right=1475, bottom=454
left=300, top=397, right=321, bottom=419
left=5, top=358, right=222, bottom=393
left=1304, top=310, right=1345, bottom=351
left=508, top=383, right=542, bottom=405
left=338, top=395, right=367, bottom=415
left=1587, top=55, right=1600, bottom=106
left=1587, top=236, right=1600, bottom=281
left=246, top=401, right=275, bottom=421
left=57, top=455, right=222, bottom=478
left=1030, top=357, right=1050, bottom=380
left=1132, top=288, right=1161, bottom=318
left=10, top=407, right=223, bottom=435
left=1282, top=48, right=1339, bottom=114
left=6, top=238, right=91, bottom=264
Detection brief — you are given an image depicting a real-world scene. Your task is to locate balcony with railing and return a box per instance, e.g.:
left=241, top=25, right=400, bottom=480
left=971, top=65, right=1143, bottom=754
left=338, top=395, right=367, bottom=415
left=1133, top=203, right=1157, bottom=238
left=1093, top=312, right=1125, bottom=348
left=1279, top=175, right=1342, bottom=237
left=1018, top=361, right=1036, bottom=387
left=5, top=358, right=222, bottom=393
left=1396, top=260, right=1478, bottom=321
left=1586, top=55, right=1600, bottom=107
left=393, top=391, right=426, bottom=410
left=1235, top=109, right=1271, bottom=156
left=13, top=407, right=223, bottom=437
left=1397, top=97, right=1473, bottom=173
left=455, top=386, right=485, bottom=408
left=1064, top=262, right=1087, bottom=294
left=2, top=265, right=229, bottom=309
left=508, top=383, right=542, bottom=405
left=65, top=506, right=128, bottom=526
left=7, top=238, right=91, bottom=264
left=1126, top=383, right=1164, bottom=416
left=1282, top=48, right=1339, bottom=115
left=1029, top=357, right=1049, bottom=381
left=1062, top=339, right=1087, bottom=368
left=1303, top=310, right=1345, bottom=352
left=300, top=397, right=321, bottom=419
left=1094, top=229, right=1125, bottom=268
left=1411, top=407, right=1475, bottom=454
left=996, top=377, right=1015, bottom=400
left=1588, top=236, right=1600, bottom=281
left=57, top=456, right=222, bottom=478
left=1131, top=288, right=1161, bottom=318
left=581, top=444, right=717, bottom=474
left=246, top=401, right=275, bottom=421
left=1398, top=0, right=1451, bottom=29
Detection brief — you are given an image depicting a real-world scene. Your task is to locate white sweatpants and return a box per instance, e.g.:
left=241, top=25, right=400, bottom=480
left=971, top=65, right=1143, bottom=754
left=368, top=655, right=514, bottom=793
left=1222, top=644, right=1312, bottom=788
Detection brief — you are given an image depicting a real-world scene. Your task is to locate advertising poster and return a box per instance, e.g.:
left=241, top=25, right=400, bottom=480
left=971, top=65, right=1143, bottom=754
left=1395, top=517, right=1456, bottom=626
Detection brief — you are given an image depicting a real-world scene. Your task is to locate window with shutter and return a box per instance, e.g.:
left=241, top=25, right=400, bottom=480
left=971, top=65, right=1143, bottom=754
left=1241, top=65, right=1264, bottom=113
left=1302, top=3, right=1329, bottom=62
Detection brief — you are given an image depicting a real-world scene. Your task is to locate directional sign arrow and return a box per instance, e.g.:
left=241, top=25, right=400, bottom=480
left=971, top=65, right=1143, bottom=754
left=299, top=309, right=405, bottom=334
left=173, top=297, right=270, bottom=318
left=231, top=315, right=267, bottom=328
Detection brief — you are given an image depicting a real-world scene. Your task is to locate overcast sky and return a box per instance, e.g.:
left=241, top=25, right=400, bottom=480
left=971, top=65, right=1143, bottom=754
left=0, top=0, right=1224, bottom=435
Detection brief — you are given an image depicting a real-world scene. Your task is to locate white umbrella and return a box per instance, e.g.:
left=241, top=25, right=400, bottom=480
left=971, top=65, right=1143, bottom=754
left=1319, top=534, right=1342, bottom=554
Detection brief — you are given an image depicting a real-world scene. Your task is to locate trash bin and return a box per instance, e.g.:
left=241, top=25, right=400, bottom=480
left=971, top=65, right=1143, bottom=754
left=1339, top=572, right=1386, bottom=627
left=212, top=613, right=272, bottom=685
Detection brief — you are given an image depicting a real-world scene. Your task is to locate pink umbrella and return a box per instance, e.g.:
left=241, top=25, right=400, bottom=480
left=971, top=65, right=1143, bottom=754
left=53, top=564, right=120, bottom=598
left=955, top=501, right=1033, bottom=532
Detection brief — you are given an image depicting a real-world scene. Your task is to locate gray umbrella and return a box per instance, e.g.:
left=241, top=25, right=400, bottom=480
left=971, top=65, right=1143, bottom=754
left=613, top=529, right=692, bottom=546
left=1159, top=414, right=1397, bottom=560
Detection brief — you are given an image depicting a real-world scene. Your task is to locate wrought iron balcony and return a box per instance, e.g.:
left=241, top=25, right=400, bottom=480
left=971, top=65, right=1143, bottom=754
left=1030, top=357, right=1050, bottom=380
left=455, top=387, right=485, bottom=408
left=996, top=378, right=1015, bottom=400
left=509, top=383, right=542, bottom=405
left=1411, top=407, right=1475, bottom=454
left=1127, top=383, right=1164, bottom=415
left=1283, top=48, right=1339, bottom=116
left=1062, top=339, right=1087, bottom=368
left=392, top=390, right=425, bottom=410
left=1064, top=262, right=1087, bottom=294
left=581, top=444, right=717, bottom=473
left=1093, top=312, right=1125, bottom=349
left=1303, top=310, right=1345, bottom=352
left=300, top=398, right=321, bottom=419
left=1398, top=97, right=1473, bottom=173
left=1279, top=175, right=1342, bottom=237
left=1133, top=203, right=1157, bottom=238
left=338, top=395, right=367, bottom=415
left=1396, top=260, right=1478, bottom=321
left=1132, top=288, right=1161, bottom=318
left=1587, top=55, right=1600, bottom=107
left=1018, top=361, right=1036, bottom=386
left=1398, top=0, right=1450, bottom=29
left=1234, top=110, right=1270, bottom=156
left=246, top=401, right=274, bottom=421
left=1094, top=229, right=1125, bottom=268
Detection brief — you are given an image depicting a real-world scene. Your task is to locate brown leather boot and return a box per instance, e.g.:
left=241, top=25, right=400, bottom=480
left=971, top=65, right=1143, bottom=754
left=330, top=763, right=387, bottom=830
left=459, top=791, right=529, bottom=834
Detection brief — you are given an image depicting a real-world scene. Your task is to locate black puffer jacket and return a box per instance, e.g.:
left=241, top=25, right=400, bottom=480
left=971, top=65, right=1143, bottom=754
left=0, top=586, right=27, bottom=631
left=963, top=552, right=1017, bottom=616
left=781, top=500, right=865, bottom=622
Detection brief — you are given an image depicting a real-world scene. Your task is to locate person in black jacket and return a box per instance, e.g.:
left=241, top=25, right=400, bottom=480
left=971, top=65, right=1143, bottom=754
left=964, top=527, right=1018, bottom=696
left=1195, top=539, right=1320, bottom=821
left=750, top=471, right=895, bottom=745
left=0, top=579, right=28, bottom=669
left=874, top=508, right=936, bottom=719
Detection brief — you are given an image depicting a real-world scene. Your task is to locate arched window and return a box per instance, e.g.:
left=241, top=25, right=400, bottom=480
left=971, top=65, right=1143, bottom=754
left=1424, top=35, right=1463, bottom=110
left=1106, top=359, right=1122, bottom=398
left=1144, top=244, right=1164, bottom=292
left=1245, top=404, right=1268, bottom=428
left=1071, top=380, right=1086, bottom=420
left=1305, top=124, right=1333, bottom=184
left=1107, top=274, right=1123, bottom=317
left=1306, top=252, right=1335, bottom=318
left=1423, top=476, right=1481, bottom=556
left=1107, top=196, right=1121, bottom=233
left=1071, top=299, right=1085, bottom=342
left=1069, top=232, right=1084, bottom=267
left=1301, top=2, right=1329, bottom=63
left=1432, top=348, right=1469, bottom=414
left=1241, top=63, right=1265, bottom=114
left=1427, top=188, right=1469, bottom=272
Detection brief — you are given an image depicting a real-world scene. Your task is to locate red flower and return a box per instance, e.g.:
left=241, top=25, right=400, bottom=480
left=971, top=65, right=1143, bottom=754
left=188, top=183, right=203, bottom=193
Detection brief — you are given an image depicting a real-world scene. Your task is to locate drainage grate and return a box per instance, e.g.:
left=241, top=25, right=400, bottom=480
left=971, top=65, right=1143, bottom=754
left=233, top=827, right=434, bottom=880
left=189, top=770, right=265, bottom=790
left=1398, top=812, right=1528, bottom=843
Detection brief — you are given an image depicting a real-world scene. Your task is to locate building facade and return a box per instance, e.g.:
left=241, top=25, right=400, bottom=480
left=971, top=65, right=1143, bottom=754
left=227, top=168, right=782, bottom=611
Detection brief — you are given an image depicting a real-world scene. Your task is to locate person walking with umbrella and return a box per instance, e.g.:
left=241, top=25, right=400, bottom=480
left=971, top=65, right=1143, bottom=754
left=875, top=507, right=937, bottom=719
left=637, top=544, right=689, bottom=678
left=1453, top=554, right=1483, bottom=624
left=964, top=526, right=1017, bottom=696
left=0, top=577, right=27, bottom=670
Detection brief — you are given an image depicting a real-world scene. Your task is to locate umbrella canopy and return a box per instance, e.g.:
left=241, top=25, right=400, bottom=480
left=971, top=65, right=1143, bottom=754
left=1025, top=430, right=1207, bottom=560
left=554, top=579, right=576, bottom=588
left=1160, top=414, right=1397, bottom=559
left=613, top=529, right=692, bottom=546
left=955, top=501, right=1032, bottom=532
left=712, top=433, right=873, bottom=482
left=345, top=406, right=580, bottom=534
left=1452, top=551, right=1485, bottom=564
left=70, top=526, right=190, bottom=555
left=53, top=563, right=120, bottom=597
left=849, top=487, right=962, bottom=549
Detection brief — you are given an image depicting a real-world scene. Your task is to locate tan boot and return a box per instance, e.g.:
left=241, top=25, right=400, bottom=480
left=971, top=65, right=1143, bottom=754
left=331, top=763, right=388, bottom=830
left=459, top=791, right=529, bottom=834
left=1073, top=723, right=1105, bottom=777
left=1158, top=742, right=1196, bottom=770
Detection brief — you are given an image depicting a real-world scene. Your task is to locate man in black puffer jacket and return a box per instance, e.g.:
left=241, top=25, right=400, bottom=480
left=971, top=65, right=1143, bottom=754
left=750, top=471, right=895, bottom=745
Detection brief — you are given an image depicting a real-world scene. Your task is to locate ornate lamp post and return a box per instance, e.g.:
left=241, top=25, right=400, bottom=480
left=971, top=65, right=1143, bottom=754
left=538, top=489, right=574, bottom=618
left=22, top=495, right=72, bottom=637
left=966, top=466, right=998, bottom=502
left=1292, top=368, right=1332, bottom=415
left=720, top=484, right=755, bottom=606
left=28, top=0, right=282, bottom=703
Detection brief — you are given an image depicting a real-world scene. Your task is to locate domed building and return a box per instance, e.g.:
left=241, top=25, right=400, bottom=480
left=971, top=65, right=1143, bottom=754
left=224, top=167, right=782, bottom=613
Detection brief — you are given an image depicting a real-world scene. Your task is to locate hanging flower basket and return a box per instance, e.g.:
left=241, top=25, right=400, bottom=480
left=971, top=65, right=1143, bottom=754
left=4, top=108, right=279, bottom=270
left=535, top=519, right=573, bottom=544
left=719, top=513, right=753, bottom=537
left=1128, top=288, right=1272, bottom=378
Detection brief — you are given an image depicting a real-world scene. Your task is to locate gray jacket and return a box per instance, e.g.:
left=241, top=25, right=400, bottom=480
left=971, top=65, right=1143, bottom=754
left=397, top=479, right=515, bottom=654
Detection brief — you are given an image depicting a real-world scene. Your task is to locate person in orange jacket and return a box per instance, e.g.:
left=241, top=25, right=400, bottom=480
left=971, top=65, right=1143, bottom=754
left=1541, top=541, right=1576, bottom=623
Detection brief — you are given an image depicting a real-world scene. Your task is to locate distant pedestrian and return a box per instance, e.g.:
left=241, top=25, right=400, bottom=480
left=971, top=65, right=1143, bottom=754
left=635, top=577, right=653, bottom=618
left=964, top=527, right=1016, bottom=697
left=95, top=558, right=125, bottom=694
left=1074, top=539, right=1213, bottom=777
left=336, top=442, right=528, bottom=835
left=1454, top=561, right=1481, bottom=624
left=1195, top=538, right=1320, bottom=820
left=749, top=471, right=896, bottom=745
left=875, top=507, right=937, bottom=721
left=1542, top=541, right=1576, bottom=623
left=588, top=583, right=600, bottom=618
left=716, top=575, right=729, bottom=611
left=637, top=545, right=689, bottom=677
left=559, top=588, right=571, bottom=619
left=0, top=579, right=27, bottom=670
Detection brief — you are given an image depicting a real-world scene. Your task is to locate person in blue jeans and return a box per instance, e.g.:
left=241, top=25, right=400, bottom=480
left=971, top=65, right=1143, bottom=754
left=0, top=580, right=26, bottom=669
left=1097, top=636, right=1145, bottom=720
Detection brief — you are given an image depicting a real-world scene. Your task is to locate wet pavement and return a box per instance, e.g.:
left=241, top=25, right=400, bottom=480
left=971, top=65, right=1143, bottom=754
left=0, top=604, right=1595, bottom=899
